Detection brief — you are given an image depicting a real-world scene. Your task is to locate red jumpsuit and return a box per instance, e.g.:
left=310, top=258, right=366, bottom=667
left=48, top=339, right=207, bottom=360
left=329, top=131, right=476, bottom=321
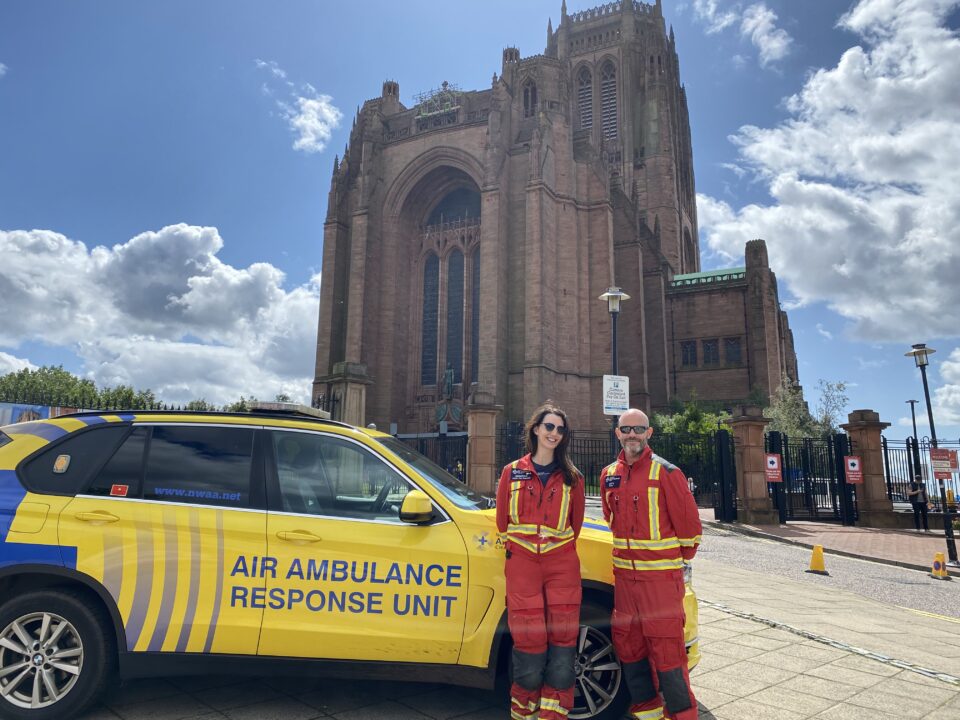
left=600, top=447, right=702, bottom=720
left=496, top=455, right=586, bottom=720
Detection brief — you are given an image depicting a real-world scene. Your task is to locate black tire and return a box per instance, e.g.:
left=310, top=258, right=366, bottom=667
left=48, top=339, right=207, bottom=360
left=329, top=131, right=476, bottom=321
left=0, top=589, right=114, bottom=720
left=571, top=601, right=628, bottom=720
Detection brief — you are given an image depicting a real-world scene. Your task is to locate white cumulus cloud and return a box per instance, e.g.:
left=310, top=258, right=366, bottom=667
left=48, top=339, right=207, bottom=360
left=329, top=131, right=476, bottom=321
left=256, top=59, right=342, bottom=154
left=0, top=225, right=320, bottom=406
left=697, top=0, right=960, bottom=426
left=0, top=63, right=7, bottom=78
left=693, top=0, right=738, bottom=33
left=741, top=3, right=793, bottom=67
left=690, top=2, right=793, bottom=68
left=0, top=351, right=35, bottom=376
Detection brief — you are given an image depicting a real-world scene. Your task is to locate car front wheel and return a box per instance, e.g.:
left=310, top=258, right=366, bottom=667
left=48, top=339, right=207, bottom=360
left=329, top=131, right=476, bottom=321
left=0, top=590, right=113, bottom=720
left=570, top=601, right=628, bottom=720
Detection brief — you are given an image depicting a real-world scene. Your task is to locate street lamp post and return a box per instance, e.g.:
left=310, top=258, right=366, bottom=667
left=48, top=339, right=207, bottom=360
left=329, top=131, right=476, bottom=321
left=906, top=399, right=922, bottom=482
left=599, top=287, right=630, bottom=453
left=905, top=343, right=959, bottom=565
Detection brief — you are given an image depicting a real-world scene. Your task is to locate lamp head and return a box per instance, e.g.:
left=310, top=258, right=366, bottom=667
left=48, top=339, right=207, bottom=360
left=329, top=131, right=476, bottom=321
left=598, top=286, right=631, bottom=314
left=905, top=343, right=936, bottom=368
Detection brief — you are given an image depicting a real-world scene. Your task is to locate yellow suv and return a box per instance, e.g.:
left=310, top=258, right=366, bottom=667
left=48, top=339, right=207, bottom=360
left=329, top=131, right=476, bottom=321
left=0, top=409, right=699, bottom=720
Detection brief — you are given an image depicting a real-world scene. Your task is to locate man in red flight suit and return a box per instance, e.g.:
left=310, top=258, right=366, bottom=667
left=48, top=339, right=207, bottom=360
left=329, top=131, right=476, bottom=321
left=600, top=408, right=701, bottom=720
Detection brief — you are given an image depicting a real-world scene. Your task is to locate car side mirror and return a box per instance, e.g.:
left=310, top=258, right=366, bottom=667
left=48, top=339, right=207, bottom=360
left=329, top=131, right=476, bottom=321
left=399, top=489, right=435, bottom=524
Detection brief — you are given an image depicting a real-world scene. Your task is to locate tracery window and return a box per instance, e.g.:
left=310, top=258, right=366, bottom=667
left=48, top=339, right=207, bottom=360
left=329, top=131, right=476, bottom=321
left=419, top=188, right=481, bottom=391
left=601, top=61, right=617, bottom=139
left=420, top=253, right=439, bottom=386
left=523, top=80, right=538, bottom=118
left=446, top=250, right=464, bottom=384
left=577, top=67, right=593, bottom=130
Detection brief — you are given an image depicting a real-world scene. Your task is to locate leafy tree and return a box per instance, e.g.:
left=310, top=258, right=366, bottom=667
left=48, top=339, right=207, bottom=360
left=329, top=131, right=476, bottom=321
left=224, top=395, right=257, bottom=413
left=274, top=393, right=292, bottom=403
left=764, top=374, right=818, bottom=438
left=0, top=366, right=98, bottom=406
left=813, top=379, right=849, bottom=435
left=185, top=399, right=216, bottom=411
left=98, top=385, right=158, bottom=410
left=651, top=396, right=730, bottom=435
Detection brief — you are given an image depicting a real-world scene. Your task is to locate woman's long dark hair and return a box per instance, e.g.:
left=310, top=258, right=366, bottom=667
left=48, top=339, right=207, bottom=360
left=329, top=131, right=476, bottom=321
left=524, top=402, right=579, bottom=486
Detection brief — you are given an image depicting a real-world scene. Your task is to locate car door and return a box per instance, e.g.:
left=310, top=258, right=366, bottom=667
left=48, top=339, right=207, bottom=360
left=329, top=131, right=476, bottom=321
left=258, top=428, right=469, bottom=663
left=60, top=422, right=267, bottom=655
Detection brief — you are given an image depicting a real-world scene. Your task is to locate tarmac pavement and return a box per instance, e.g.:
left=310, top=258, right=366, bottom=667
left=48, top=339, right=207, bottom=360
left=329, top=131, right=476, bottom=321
left=76, top=507, right=960, bottom=720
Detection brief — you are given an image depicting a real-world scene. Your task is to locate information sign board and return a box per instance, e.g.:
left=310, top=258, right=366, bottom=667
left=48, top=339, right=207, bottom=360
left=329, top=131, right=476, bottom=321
left=602, top=375, right=630, bottom=416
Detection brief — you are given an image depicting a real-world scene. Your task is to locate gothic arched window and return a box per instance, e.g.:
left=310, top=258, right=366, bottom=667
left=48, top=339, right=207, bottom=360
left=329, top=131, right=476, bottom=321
left=577, top=67, right=593, bottom=130
left=523, top=80, right=538, bottom=118
left=420, top=253, right=439, bottom=385
left=446, top=250, right=464, bottom=384
left=601, top=61, right=617, bottom=139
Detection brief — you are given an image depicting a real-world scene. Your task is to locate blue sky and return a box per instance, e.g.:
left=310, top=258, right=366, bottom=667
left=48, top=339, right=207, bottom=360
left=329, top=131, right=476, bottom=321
left=2, top=0, right=959, bottom=438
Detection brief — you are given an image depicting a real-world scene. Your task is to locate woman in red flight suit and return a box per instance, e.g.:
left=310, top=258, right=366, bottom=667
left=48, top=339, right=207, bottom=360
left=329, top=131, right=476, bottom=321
left=496, top=403, right=586, bottom=720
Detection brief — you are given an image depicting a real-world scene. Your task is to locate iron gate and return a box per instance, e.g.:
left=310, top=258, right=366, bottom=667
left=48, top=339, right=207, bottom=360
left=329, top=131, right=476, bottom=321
left=766, top=433, right=858, bottom=524
left=395, top=432, right=467, bottom=482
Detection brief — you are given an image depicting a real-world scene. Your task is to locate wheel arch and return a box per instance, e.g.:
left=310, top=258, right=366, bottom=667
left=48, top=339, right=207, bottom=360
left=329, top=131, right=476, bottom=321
left=0, top=565, right=126, bottom=655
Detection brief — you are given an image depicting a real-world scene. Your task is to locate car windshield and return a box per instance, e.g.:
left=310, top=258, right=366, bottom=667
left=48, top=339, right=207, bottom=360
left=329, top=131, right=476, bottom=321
left=375, top=437, right=492, bottom=511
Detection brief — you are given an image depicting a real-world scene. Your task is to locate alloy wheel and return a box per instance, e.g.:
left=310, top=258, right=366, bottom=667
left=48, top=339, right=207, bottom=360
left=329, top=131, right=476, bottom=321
left=0, top=611, right=84, bottom=709
left=570, top=622, right=622, bottom=719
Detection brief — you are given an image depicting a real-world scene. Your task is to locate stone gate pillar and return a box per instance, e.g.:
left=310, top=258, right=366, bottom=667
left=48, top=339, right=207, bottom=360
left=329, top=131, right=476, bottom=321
left=842, top=409, right=894, bottom=527
left=728, top=405, right=779, bottom=525
left=318, top=361, right=371, bottom=427
left=466, top=385, right=502, bottom=496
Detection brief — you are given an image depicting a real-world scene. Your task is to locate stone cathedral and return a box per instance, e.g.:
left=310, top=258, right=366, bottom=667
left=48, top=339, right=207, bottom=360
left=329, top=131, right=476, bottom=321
left=313, top=0, right=799, bottom=434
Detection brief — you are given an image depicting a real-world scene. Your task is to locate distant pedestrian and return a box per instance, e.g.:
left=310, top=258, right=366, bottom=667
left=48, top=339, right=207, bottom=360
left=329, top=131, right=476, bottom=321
left=908, top=476, right=930, bottom=531
left=600, top=408, right=701, bottom=720
left=496, top=403, right=585, bottom=720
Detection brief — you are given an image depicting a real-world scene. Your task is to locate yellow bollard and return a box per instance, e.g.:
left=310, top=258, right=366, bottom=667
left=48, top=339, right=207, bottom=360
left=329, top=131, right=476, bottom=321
left=805, top=544, right=829, bottom=575
left=930, top=552, right=952, bottom=581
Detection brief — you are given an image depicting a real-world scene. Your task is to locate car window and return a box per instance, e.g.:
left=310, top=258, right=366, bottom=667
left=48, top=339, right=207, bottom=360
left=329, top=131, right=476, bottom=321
left=271, top=431, right=412, bottom=521
left=87, top=427, right=149, bottom=497
left=374, top=436, right=489, bottom=510
left=142, top=425, right=254, bottom=508
left=19, top=424, right=131, bottom=496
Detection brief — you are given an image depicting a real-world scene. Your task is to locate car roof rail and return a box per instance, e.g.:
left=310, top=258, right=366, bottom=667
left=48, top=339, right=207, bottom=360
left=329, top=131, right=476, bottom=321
left=55, top=405, right=352, bottom=429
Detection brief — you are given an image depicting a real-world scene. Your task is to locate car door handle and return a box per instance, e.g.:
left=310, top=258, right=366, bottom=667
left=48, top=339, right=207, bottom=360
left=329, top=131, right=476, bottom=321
left=276, top=530, right=323, bottom=543
left=75, top=511, right=120, bottom=524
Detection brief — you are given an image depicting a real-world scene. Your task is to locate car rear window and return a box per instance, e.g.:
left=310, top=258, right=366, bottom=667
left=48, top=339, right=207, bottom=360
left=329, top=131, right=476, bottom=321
left=142, top=425, right=254, bottom=508
left=0, top=430, right=10, bottom=449
left=18, top=425, right=132, bottom=496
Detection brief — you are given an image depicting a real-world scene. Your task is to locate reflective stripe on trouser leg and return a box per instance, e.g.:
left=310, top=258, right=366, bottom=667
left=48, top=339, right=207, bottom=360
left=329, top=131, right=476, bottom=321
left=511, top=695, right=539, bottom=720
left=628, top=707, right=665, bottom=719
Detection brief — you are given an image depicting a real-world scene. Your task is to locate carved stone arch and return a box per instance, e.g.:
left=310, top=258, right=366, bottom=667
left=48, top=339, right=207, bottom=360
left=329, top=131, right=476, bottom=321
left=383, top=145, right=485, bottom=223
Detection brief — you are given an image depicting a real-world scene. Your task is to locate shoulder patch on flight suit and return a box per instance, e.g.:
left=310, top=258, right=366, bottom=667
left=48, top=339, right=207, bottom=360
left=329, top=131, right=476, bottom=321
left=651, top=454, right=677, bottom=471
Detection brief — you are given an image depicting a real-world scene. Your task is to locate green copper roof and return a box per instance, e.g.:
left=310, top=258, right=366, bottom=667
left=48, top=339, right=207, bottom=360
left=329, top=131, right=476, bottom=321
left=672, top=267, right=746, bottom=281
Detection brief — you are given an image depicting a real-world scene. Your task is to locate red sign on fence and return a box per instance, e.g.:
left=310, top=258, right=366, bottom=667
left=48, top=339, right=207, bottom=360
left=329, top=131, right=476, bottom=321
left=765, top=453, right=783, bottom=483
left=844, top=455, right=863, bottom=484
left=930, top=448, right=953, bottom=480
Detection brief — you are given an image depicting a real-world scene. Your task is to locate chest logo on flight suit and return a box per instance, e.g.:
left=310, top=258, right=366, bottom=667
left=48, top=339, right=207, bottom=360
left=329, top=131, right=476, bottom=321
left=604, top=475, right=622, bottom=488
left=511, top=469, right=534, bottom=481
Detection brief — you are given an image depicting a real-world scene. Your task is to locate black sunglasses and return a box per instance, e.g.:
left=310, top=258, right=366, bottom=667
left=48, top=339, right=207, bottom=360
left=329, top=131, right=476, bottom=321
left=540, top=422, right=567, bottom=435
left=618, top=425, right=648, bottom=435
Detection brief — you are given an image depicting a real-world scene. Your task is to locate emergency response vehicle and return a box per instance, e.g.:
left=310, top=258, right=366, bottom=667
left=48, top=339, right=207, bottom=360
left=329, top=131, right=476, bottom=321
left=0, top=408, right=699, bottom=720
